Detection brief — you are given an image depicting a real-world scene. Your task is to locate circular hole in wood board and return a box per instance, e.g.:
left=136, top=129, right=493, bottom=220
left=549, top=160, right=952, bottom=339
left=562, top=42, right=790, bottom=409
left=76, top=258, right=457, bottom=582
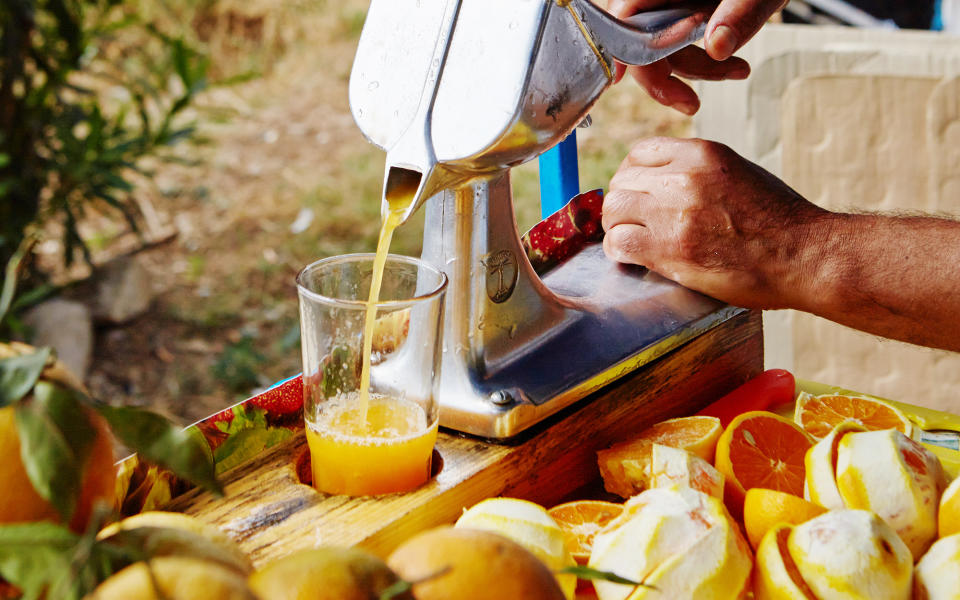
left=294, top=446, right=444, bottom=492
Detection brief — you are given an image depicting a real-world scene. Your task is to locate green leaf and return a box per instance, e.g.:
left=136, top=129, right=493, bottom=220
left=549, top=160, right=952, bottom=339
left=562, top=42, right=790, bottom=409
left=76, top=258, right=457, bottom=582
left=0, top=522, right=79, bottom=600
left=34, top=381, right=98, bottom=459
left=10, top=282, right=56, bottom=312
left=0, top=347, right=51, bottom=408
left=59, top=504, right=125, bottom=599
left=557, top=565, right=650, bottom=587
left=94, top=403, right=223, bottom=496
left=0, top=246, right=26, bottom=329
left=213, top=426, right=293, bottom=475
left=378, top=567, right=449, bottom=600
left=14, top=382, right=96, bottom=521
left=0, top=516, right=136, bottom=600
left=99, top=526, right=249, bottom=574
left=379, top=580, right=413, bottom=600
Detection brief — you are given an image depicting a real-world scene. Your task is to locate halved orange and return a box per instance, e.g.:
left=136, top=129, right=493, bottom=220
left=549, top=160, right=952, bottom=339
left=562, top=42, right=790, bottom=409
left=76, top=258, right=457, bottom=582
left=794, top=392, right=912, bottom=439
left=547, top=500, right=623, bottom=563
left=715, top=411, right=814, bottom=518
left=743, top=488, right=826, bottom=550
left=597, top=416, right=723, bottom=498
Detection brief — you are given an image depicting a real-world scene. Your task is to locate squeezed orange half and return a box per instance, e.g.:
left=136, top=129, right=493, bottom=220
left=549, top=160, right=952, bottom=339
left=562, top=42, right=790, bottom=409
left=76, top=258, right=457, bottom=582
left=306, top=393, right=437, bottom=496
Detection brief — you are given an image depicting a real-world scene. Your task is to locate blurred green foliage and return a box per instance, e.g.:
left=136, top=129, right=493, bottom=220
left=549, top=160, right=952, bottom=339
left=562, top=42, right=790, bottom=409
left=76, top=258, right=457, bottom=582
left=212, top=335, right=267, bottom=394
left=0, top=0, right=207, bottom=307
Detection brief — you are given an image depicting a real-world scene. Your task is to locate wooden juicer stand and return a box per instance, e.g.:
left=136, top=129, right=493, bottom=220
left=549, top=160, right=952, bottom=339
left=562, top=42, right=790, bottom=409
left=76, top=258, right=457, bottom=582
left=168, top=310, right=762, bottom=567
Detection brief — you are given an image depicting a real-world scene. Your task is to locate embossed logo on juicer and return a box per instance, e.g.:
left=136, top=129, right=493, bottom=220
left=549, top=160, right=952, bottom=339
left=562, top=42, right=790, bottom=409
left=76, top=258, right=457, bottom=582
left=481, top=249, right=518, bottom=304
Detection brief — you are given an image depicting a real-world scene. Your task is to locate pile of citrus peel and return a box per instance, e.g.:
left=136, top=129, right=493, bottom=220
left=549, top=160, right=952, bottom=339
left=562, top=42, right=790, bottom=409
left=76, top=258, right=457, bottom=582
left=488, top=369, right=960, bottom=600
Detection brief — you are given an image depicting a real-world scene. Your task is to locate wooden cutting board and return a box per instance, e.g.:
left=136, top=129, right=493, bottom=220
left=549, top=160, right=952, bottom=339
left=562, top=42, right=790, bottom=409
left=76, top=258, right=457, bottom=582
left=168, top=310, right=763, bottom=566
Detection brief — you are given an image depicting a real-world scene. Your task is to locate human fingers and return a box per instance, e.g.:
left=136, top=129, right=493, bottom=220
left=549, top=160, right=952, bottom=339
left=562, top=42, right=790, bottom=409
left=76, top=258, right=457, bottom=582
left=705, top=0, right=786, bottom=60
left=626, top=62, right=700, bottom=115
left=608, top=0, right=671, bottom=19
left=603, top=223, right=659, bottom=267
left=620, top=137, right=687, bottom=168
left=614, top=61, right=627, bottom=84
left=602, top=188, right=650, bottom=233
left=667, top=46, right=750, bottom=81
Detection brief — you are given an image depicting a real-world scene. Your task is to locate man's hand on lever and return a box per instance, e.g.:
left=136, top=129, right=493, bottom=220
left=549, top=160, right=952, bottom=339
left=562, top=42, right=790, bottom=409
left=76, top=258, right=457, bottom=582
left=607, top=0, right=785, bottom=114
left=602, top=137, right=960, bottom=353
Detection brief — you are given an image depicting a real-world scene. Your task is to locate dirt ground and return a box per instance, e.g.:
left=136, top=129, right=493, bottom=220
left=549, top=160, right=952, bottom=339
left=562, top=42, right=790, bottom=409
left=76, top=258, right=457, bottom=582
left=81, top=0, right=690, bottom=425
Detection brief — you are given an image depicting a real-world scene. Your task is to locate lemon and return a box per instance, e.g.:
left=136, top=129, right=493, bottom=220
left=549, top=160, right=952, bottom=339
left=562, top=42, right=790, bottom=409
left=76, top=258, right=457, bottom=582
left=588, top=486, right=751, bottom=600
left=88, top=556, right=257, bottom=600
left=915, top=533, right=960, bottom=599
left=387, top=526, right=565, bottom=600
left=939, top=475, right=960, bottom=538
left=97, top=511, right=252, bottom=575
left=789, top=510, right=912, bottom=600
left=454, top=497, right=575, bottom=599
left=249, top=546, right=407, bottom=600
left=648, top=444, right=724, bottom=500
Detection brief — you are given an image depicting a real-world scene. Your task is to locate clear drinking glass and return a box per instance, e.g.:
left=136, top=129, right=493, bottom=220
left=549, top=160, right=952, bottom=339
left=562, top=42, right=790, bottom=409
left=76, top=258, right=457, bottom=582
left=297, top=254, right=447, bottom=496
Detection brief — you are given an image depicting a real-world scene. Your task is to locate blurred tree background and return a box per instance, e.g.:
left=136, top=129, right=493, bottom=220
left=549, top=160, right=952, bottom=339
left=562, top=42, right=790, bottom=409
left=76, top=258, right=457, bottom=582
left=1, top=0, right=206, bottom=325
left=0, top=0, right=687, bottom=424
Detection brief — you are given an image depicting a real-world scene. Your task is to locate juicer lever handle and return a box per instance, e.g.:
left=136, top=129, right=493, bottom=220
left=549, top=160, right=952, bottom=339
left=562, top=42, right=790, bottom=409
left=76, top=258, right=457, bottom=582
left=571, top=0, right=715, bottom=66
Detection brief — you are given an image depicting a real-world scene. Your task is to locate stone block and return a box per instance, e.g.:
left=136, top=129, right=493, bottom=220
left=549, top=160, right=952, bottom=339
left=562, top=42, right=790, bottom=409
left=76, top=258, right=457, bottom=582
left=24, top=299, right=93, bottom=382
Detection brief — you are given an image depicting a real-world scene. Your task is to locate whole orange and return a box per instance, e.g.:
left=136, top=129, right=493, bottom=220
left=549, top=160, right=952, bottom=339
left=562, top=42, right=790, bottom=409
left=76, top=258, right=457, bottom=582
left=0, top=384, right=116, bottom=531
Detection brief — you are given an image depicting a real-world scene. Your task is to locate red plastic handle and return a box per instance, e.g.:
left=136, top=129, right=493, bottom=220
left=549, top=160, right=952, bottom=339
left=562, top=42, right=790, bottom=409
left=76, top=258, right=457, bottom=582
left=697, top=369, right=796, bottom=428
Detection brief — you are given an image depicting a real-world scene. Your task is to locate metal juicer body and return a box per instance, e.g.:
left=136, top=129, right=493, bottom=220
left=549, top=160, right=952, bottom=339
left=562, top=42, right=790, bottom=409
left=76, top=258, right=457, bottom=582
left=350, top=0, right=740, bottom=438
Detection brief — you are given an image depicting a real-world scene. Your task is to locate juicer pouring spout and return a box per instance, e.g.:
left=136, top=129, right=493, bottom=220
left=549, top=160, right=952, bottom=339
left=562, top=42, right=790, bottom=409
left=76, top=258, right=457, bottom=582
left=382, top=161, right=466, bottom=223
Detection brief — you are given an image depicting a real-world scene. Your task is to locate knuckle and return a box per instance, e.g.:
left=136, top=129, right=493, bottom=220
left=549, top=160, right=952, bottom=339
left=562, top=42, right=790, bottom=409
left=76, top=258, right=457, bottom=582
left=688, top=138, right=721, bottom=161
left=608, top=169, right=631, bottom=191
left=609, top=167, right=648, bottom=191
left=606, top=225, right=644, bottom=259
left=675, top=233, right=701, bottom=262
left=601, top=190, right=638, bottom=229
left=628, top=136, right=667, bottom=159
left=663, top=171, right=695, bottom=193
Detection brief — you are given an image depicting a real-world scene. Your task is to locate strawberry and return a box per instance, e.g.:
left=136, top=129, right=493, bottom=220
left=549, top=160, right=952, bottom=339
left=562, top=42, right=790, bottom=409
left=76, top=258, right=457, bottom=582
left=248, top=376, right=304, bottom=416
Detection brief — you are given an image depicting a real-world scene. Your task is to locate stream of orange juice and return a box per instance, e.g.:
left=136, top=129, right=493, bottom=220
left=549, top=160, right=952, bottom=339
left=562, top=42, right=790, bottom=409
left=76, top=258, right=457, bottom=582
left=357, top=203, right=403, bottom=419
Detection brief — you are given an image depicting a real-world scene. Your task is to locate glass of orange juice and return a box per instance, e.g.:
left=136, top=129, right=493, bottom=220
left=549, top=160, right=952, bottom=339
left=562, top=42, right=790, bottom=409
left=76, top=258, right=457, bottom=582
left=297, top=254, right=447, bottom=496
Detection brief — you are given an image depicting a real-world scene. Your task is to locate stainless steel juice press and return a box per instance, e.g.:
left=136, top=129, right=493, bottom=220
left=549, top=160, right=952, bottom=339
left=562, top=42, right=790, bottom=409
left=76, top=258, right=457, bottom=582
left=350, top=0, right=744, bottom=438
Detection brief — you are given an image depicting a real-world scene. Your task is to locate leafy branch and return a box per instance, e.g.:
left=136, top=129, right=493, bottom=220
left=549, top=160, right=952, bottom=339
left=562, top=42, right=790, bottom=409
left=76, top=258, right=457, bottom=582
left=0, top=345, right=224, bottom=597
left=0, top=0, right=207, bottom=334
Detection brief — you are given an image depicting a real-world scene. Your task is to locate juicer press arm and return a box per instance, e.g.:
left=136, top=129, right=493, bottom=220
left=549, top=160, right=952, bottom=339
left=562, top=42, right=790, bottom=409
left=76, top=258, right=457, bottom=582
left=567, top=0, right=713, bottom=66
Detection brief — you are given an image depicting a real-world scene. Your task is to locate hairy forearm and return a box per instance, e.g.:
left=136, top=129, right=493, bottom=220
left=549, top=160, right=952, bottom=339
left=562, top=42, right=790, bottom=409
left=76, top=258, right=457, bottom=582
left=792, top=213, right=960, bottom=351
